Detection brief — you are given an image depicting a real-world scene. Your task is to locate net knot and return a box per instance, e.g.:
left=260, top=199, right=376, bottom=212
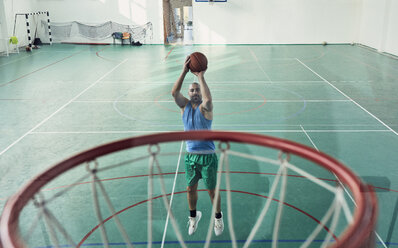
left=278, top=151, right=290, bottom=163
left=218, top=141, right=230, bottom=152
left=148, top=143, right=160, bottom=156
left=32, top=193, right=46, bottom=208
left=86, top=160, right=98, bottom=174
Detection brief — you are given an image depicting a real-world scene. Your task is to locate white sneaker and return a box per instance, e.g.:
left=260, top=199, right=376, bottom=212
left=188, top=211, right=202, bottom=235
left=214, top=213, right=224, bottom=236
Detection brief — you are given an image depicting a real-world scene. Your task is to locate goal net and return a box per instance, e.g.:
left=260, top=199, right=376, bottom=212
left=39, top=21, right=153, bottom=44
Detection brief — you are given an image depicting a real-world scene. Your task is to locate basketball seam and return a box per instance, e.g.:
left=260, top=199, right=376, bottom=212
left=193, top=53, right=201, bottom=72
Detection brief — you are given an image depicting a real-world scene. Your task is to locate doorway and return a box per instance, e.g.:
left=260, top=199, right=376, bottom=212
left=163, top=0, right=193, bottom=45
left=174, top=6, right=193, bottom=44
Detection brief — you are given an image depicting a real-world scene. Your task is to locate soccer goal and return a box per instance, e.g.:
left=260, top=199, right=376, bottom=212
left=13, top=11, right=52, bottom=49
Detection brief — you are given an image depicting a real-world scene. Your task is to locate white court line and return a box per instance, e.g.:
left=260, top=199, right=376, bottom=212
left=98, top=81, right=326, bottom=85
left=30, top=131, right=173, bottom=134
left=262, top=81, right=325, bottom=83
left=248, top=47, right=273, bottom=82
left=266, top=100, right=350, bottom=103
left=300, top=125, right=319, bottom=151
left=0, top=52, right=43, bottom=68
left=296, top=58, right=398, bottom=136
left=0, top=59, right=128, bottom=156
left=300, top=125, right=388, bottom=248
left=161, top=141, right=184, bottom=248
left=255, top=58, right=296, bottom=60
left=30, top=129, right=391, bottom=135
left=286, top=129, right=389, bottom=133
left=73, top=99, right=351, bottom=103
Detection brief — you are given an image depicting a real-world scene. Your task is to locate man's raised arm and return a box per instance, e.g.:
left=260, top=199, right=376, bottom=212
left=172, top=56, right=190, bottom=108
left=195, top=71, right=213, bottom=113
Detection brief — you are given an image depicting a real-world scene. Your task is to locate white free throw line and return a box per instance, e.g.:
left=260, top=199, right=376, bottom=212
left=161, top=141, right=184, bottom=248
left=73, top=99, right=351, bottom=103
left=295, top=58, right=398, bottom=136
left=30, top=129, right=390, bottom=135
left=0, top=59, right=128, bottom=156
left=99, top=80, right=326, bottom=85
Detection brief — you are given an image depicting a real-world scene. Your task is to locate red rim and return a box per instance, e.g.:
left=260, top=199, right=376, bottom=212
left=0, top=131, right=377, bottom=248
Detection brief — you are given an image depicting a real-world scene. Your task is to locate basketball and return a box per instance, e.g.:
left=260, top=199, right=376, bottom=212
left=189, top=52, right=208, bottom=72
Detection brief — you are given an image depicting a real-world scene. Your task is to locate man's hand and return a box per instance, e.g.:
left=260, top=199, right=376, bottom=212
left=192, top=69, right=206, bottom=77
left=183, top=56, right=191, bottom=73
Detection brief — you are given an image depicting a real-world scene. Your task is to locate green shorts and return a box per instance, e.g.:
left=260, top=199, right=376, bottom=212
left=185, top=153, right=218, bottom=190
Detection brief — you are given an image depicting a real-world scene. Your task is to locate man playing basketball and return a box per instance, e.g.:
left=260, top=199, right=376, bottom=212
left=171, top=56, right=224, bottom=236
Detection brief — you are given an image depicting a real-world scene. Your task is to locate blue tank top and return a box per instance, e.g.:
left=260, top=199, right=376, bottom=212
left=183, top=101, right=215, bottom=153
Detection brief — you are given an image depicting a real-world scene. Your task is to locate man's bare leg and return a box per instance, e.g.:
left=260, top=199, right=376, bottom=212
left=187, top=183, right=199, bottom=211
left=207, top=189, right=221, bottom=214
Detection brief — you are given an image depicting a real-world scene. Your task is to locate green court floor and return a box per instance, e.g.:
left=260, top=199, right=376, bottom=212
left=0, top=43, right=397, bottom=247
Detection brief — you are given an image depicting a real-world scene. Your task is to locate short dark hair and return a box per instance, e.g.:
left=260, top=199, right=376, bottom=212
left=189, top=82, right=200, bottom=89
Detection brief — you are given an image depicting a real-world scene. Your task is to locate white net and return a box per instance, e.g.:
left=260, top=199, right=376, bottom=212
left=39, top=21, right=153, bottom=44
left=0, top=132, right=377, bottom=248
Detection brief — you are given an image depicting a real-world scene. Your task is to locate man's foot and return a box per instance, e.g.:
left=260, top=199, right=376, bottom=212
left=214, top=213, right=224, bottom=236
left=188, top=211, right=202, bottom=235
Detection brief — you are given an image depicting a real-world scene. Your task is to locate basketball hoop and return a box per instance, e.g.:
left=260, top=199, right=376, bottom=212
left=0, top=131, right=377, bottom=248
